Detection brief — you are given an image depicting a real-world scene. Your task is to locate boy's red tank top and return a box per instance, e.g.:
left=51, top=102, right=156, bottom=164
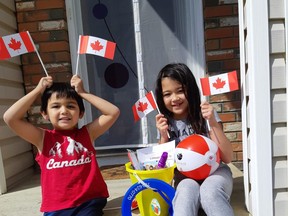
left=36, top=126, right=108, bottom=212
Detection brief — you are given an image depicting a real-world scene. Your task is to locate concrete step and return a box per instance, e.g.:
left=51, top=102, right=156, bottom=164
left=0, top=163, right=250, bottom=216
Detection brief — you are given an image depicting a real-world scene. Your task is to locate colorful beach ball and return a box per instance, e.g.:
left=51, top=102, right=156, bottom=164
left=175, top=134, right=220, bottom=180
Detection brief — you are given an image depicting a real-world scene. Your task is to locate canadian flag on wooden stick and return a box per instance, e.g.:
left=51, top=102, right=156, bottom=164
left=78, top=35, right=116, bottom=60
left=200, top=71, right=239, bottom=96
left=0, top=31, right=35, bottom=60
left=132, top=91, right=157, bottom=122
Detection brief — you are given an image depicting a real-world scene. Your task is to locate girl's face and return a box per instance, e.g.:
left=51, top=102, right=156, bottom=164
left=42, top=93, right=83, bottom=130
left=161, top=77, right=189, bottom=120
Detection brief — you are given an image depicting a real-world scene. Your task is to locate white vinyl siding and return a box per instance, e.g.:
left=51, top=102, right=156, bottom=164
left=0, top=0, right=34, bottom=194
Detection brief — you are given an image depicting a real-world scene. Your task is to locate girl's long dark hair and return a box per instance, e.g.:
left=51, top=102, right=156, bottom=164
left=155, top=63, right=207, bottom=134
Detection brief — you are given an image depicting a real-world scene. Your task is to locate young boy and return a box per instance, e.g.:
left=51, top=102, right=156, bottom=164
left=3, top=75, right=120, bottom=215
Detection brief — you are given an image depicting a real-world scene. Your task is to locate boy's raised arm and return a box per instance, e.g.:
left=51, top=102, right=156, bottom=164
left=3, top=76, right=53, bottom=151
left=70, top=75, right=120, bottom=141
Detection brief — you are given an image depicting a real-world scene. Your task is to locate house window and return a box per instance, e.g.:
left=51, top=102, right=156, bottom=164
left=66, top=0, right=205, bottom=149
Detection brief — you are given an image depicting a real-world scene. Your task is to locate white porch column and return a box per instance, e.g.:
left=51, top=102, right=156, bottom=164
left=239, top=0, right=273, bottom=215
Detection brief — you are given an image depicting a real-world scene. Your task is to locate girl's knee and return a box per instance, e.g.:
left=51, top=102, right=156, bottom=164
left=177, top=178, right=199, bottom=190
left=175, top=178, right=200, bottom=198
left=200, top=185, right=231, bottom=208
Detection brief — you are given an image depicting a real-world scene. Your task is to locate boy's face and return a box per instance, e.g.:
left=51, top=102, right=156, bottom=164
left=161, top=77, right=189, bottom=120
left=41, top=92, right=83, bottom=130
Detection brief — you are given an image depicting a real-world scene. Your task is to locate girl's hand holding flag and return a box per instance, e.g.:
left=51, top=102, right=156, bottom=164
left=200, top=70, right=239, bottom=131
left=155, top=113, right=170, bottom=143
left=200, top=101, right=217, bottom=126
left=132, top=91, right=157, bottom=122
left=200, top=70, right=239, bottom=96
left=132, top=91, right=170, bottom=139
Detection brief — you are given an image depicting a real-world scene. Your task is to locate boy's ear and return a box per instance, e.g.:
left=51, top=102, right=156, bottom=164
left=41, top=112, right=49, bottom=121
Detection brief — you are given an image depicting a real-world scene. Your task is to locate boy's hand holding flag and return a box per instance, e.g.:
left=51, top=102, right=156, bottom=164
left=200, top=70, right=239, bottom=96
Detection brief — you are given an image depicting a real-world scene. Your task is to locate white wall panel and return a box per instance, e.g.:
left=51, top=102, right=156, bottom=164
left=271, top=56, right=286, bottom=89
left=274, top=192, right=288, bottom=216
left=1, top=138, right=32, bottom=160
left=0, top=0, right=34, bottom=194
left=272, top=126, right=287, bottom=157
left=4, top=152, right=34, bottom=179
left=273, top=159, right=288, bottom=189
left=272, top=92, right=286, bottom=123
left=269, top=0, right=284, bottom=19
left=270, top=21, right=285, bottom=53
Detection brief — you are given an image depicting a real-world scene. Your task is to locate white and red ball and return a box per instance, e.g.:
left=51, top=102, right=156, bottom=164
left=175, top=134, right=220, bottom=180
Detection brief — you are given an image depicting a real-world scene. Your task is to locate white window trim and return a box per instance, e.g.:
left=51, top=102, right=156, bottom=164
left=65, top=0, right=92, bottom=127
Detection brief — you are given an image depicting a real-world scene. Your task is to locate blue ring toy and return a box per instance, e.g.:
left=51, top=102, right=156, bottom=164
left=121, top=178, right=175, bottom=216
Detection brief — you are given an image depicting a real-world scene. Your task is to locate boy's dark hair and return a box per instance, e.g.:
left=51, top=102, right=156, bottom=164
left=41, top=82, right=85, bottom=114
left=155, top=63, right=206, bottom=134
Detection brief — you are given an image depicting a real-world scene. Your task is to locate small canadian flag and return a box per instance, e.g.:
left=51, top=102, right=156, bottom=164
left=132, top=91, right=157, bottom=122
left=200, top=71, right=239, bottom=96
left=0, top=31, right=35, bottom=60
left=78, top=35, right=116, bottom=60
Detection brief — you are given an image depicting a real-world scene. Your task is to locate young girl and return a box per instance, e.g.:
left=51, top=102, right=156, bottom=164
left=155, top=63, right=234, bottom=216
left=3, top=75, right=120, bottom=215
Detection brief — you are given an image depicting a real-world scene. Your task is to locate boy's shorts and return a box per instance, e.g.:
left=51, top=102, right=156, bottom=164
left=43, top=197, right=107, bottom=216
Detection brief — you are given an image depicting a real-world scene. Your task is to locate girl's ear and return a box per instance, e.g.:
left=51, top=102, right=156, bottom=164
left=79, top=112, right=84, bottom=119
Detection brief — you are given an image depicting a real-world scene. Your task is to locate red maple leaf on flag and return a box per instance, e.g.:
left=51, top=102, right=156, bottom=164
left=137, top=101, right=148, bottom=113
left=90, top=40, right=103, bottom=51
left=8, top=38, right=22, bottom=51
left=212, top=77, right=226, bottom=89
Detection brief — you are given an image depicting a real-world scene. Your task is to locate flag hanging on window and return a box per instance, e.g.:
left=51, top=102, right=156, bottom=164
left=78, top=35, right=116, bottom=60
left=0, top=31, right=35, bottom=60
left=132, top=91, right=157, bottom=122
left=200, top=70, right=239, bottom=96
